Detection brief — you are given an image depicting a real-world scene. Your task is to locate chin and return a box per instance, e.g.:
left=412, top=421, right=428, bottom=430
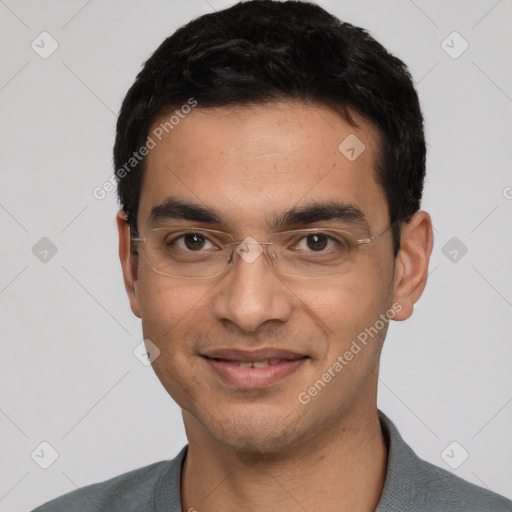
left=202, top=408, right=310, bottom=455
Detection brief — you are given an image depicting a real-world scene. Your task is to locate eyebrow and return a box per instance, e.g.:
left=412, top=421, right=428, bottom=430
left=271, top=201, right=369, bottom=231
left=149, top=197, right=223, bottom=225
left=148, top=197, right=369, bottom=231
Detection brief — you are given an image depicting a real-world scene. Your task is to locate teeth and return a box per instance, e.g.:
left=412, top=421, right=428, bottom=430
left=252, top=360, right=269, bottom=368
left=218, top=358, right=291, bottom=367
left=230, top=359, right=285, bottom=368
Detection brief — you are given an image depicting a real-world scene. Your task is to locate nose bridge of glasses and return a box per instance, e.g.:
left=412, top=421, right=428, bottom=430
left=228, top=237, right=277, bottom=268
left=232, top=240, right=274, bottom=247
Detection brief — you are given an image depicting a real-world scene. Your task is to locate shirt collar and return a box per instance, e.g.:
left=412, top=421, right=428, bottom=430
left=376, top=409, right=448, bottom=511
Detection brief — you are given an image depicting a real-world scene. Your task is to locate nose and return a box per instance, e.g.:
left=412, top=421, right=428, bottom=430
left=210, top=241, right=294, bottom=333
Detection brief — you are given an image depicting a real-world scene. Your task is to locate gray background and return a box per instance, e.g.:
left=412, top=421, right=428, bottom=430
left=1, top=0, right=511, bottom=510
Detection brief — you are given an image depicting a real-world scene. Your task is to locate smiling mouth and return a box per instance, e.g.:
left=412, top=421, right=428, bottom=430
left=205, top=357, right=307, bottom=368
left=202, top=355, right=309, bottom=388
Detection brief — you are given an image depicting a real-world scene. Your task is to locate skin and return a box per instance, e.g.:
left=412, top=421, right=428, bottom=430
left=117, top=101, right=433, bottom=511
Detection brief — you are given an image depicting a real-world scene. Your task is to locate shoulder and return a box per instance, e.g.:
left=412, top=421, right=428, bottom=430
left=378, top=411, right=512, bottom=512
left=31, top=448, right=186, bottom=512
left=411, top=456, right=512, bottom=511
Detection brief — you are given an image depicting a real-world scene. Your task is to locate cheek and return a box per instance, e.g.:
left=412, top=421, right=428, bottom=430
left=136, top=274, right=213, bottom=406
left=136, top=271, right=212, bottom=353
left=302, top=275, right=379, bottom=331
left=299, top=273, right=391, bottom=367
left=318, top=284, right=388, bottom=384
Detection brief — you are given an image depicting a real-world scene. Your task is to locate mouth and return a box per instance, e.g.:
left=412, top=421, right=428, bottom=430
left=206, top=357, right=300, bottom=368
left=201, top=348, right=309, bottom=389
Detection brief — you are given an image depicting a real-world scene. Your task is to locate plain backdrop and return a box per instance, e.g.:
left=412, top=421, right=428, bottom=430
left=1, top=0, right=511, bottom=510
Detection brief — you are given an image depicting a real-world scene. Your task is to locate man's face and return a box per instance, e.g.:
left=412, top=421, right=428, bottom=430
left=124, top=101, right=402, bottom=453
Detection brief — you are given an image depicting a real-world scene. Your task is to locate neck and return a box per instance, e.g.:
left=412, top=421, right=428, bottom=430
left=180, top=406, right=388, bottom=512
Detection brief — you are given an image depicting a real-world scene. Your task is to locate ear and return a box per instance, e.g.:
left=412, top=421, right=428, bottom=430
left=116, top=210, right=141, bottom=318
left=391, top=210, right=434, bottom=321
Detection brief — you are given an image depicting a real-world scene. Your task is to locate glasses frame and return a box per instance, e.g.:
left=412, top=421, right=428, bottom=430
left=131, top=221, right=396, bottom=280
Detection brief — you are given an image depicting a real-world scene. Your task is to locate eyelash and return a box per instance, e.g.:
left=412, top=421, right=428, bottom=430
left=165, top=231, right=348, bottom=252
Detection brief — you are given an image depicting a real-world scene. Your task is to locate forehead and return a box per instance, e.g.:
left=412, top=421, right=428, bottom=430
left=138, top=101, right=387, bottom=230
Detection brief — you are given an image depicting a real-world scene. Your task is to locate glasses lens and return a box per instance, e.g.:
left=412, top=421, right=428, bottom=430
left=143, top=228, right=233, bottom=278
left=268, top=229, right=358, bottom=278
left=135, top=227, right=366, bottom=279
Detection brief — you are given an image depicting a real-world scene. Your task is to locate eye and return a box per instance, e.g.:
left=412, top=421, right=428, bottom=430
left=303, top=233, right=328, bottom=251
left=295, top=233, right=343, bottom=252
left=171, top=232, right=216, bottom=251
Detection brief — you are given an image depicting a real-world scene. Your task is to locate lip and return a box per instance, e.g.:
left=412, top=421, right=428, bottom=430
left=201, top=348, right=309, bottom=389
left=201, top=348, right=306, bottom=362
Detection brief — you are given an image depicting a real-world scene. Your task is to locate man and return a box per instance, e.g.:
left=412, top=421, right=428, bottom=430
left=33, top=1, right=511, bottom=511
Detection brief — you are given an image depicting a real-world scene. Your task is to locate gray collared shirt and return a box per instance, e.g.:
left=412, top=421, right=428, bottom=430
left=32, top=411, right=512, bottom=511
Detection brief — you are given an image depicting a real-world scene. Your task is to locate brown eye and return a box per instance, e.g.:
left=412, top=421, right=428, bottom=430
left=306, top=234, right=328, bottom=251
left=183, top=233, right=207, bottom=250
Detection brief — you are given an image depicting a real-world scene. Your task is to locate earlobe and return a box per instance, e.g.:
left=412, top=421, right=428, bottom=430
left=116, top=210, right=142, bottom=318
left=391, top=211, right=433, bottom=321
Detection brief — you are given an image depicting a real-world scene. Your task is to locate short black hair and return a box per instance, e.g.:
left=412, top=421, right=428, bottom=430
left=114, top=0, right=426, bottom=257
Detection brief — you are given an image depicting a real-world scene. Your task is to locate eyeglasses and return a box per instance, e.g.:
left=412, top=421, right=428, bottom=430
left=131, top=223, right=395, bottom=280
